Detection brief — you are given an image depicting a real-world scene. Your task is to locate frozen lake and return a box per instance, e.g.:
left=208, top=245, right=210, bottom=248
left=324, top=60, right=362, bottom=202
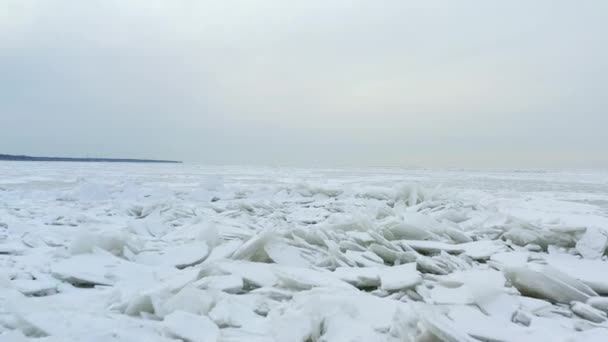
left=2, top=162, right=608, bottom=341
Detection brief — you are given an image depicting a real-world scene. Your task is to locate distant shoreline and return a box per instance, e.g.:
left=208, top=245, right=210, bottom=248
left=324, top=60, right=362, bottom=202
left=0, top=154, right=182, bottom=164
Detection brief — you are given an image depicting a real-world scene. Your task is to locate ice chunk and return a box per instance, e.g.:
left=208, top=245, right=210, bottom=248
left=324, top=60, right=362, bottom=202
left=193, top=275, right=243, bottom=293
left=204, top=240, right=242, bottom=262
left=274, top=266, right=355, bottom=290
left=512, top=310, right=532, bottom=326
left=343, top=250, right=385, bottom=267
left=576, top=227, right=608, bottom=259
left=250, top=286, right=293, bottom=301
left=460, top=240, right=507, bottom=260
left=333, top=267, right=381, bottom=288
left=0, top=242, right=24, bottom=255
left=162, top=222, right=220, bottom=249
left=164, top=311, right=219, bottom=342
left=158, top=287, right=215, bottom=317
left=11, top=278, right=58, bottom=296
left=198, top=223, right=220, bottom=249
left=428, top=269, right=505, bottom=305
left=401, top=240, right=464, bottom=254
left=69, top=231, right=136, bottom=257
left=571, top=301, right=606, bottom=323
left=264, top=240, right=311, bottom=267
left=587, top=297, right=608, bottom=314
left=200, top=260, right=278, bottom=288
left=208, top=295, right=266, bottom=329
left=417, top=256, right=450, bottom=275
left=504, top=265, right=597, bottom=304
left=14, top=307, right=153, bottom=339
left=490, top=252, right=529, bottom=268
left=51, top=253, right=116, bottom=286
left=231, top=229, right=274, bottom=262
left=417, top=306, right=477, bottom=342
left=369, top=243, right=416, bottom=264
left=502, top=223, right=582, bottom=250
left=269, top=288, right=416, bottom=342
left=388, top=222, right=434, bottom=241
left=545, top=253, right=608, bottom=294
left=397, top=212, right=472, bottom=243
left=135, top=242, right=209, bottom=269
left=379, top=263, right=421, bottom=292
left=402, top=240, right=505, bottom=260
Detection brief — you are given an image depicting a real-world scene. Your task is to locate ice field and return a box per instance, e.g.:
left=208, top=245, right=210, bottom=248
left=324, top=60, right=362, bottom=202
left=2, top=162, right=608, bottom=341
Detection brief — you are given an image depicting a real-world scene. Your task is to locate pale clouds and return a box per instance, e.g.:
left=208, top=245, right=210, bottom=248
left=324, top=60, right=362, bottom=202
left=1, top=0, right=607, bottom=167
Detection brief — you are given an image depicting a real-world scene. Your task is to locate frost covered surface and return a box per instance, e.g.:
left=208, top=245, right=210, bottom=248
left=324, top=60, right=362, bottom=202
left=2, top=162, right=608, bottom=341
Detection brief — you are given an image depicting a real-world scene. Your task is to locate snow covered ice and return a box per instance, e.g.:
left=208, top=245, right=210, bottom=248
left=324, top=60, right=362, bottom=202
left=2, top=163, right=608, bottom=341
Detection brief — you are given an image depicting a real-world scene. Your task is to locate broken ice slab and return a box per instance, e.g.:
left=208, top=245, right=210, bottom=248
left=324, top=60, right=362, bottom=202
left=440, top=304, right=587, bottom=342
left=159, top=287, right=215, bottom=317
left=502, top=224, right=584, bottom=249
left=417, top=255, right=452, bottom=275
left=443, top=305, right=531, bottom=341
left=204, top=240, right=242, bottom=263
left=400, top=239, right=506, bottom=260
left=425, top=269, right=506, bottom=306
left=51, top=253, right=116, bottom=286
left=368, top=243, right=417, bottom=264
left=230, top=229, right=275, bottom=262
left=164, top=310, right=219, bottom=342
left=264, top=240, right=312, bottom=267
left=393, top=212, right=473, bottom=243
left=11, top=278, right=58, bottom=296
left=400, top=240, right=464, bottom=254
left=249, top=287, right=294, bottom=301
left=386, top=221, right=437, bottom=241
left=545, top=253, right=608, bottom=295
left=417, top=306, right=478, bottom=342
left=52, top=249, right=172, bottom=288
left=199, top=260, right=279, bottom=288
left=274, top=266, right=356, bottom=291
left=117, top=268, right=200, bottom=317
left=134, top=242, right=209, bottom=269
left=379, top=263, right=421, bottom=292
left=571, top=301, right=607, bottom=323
left=343, top=250, right=385, bottom=267
left=575, top=227, right=608, bottom=259
left=333, top=267, right=381, bottom=288
left=489, top=251, right=529, bottom=269
left=503, top=264, right=598, bottom=304
left=0, top=242, right=24, bottom=255
left=460, top=240, right=508, bottom=260
left=208, top=295, right=267, bottom=329
left=13, top=295, right=167, bottom=340
left=269, top=288, right=416, bottom=342
left=587, top=297, right=608, bottom=314
left=192, top=274, right=243, bottom=293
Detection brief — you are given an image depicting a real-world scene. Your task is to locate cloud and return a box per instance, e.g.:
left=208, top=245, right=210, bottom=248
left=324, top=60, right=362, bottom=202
left=1, top=0, right=607, bottom=167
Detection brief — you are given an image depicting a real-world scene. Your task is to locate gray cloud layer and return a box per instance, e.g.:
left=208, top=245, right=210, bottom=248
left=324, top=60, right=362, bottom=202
left=2, top=1, right=607, bottom=167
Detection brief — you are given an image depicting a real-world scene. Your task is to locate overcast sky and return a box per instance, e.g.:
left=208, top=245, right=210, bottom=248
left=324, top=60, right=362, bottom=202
left=1, top=1, right=607, bottom=168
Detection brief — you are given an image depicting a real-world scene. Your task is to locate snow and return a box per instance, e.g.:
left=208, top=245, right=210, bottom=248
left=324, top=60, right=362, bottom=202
left=2, top=162, right=608, bottom=341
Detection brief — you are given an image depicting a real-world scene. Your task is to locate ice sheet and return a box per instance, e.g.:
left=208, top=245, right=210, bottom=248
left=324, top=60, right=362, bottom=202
left=2, top=162, right=608, bottom=340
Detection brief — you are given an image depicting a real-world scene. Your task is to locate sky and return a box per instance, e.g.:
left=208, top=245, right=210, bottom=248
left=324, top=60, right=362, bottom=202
left=1, top=0, right=607, bottom=168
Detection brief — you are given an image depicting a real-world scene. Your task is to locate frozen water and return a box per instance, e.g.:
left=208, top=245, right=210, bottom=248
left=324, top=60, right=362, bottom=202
left=2, top=162, right=608, bottom=340
left=164, top=310, right=219, bottom=341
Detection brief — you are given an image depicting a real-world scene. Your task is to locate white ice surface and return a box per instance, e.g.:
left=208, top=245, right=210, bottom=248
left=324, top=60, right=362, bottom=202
left=2, top=163, right=608, bottom=341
